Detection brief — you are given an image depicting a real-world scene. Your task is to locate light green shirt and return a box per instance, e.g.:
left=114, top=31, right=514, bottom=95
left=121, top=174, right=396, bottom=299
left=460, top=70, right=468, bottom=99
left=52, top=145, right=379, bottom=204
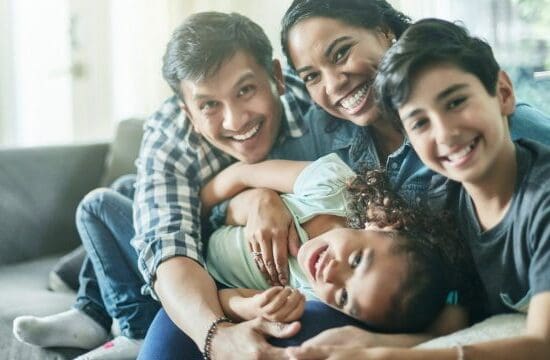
left=206, top=153, right=355, bottom=300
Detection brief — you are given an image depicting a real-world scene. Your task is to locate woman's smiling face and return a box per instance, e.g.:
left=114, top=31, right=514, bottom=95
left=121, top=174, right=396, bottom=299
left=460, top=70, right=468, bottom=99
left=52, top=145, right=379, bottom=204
left=297, top=227, right=407, bottom=325
left=287, top=16, right=393, bottom=126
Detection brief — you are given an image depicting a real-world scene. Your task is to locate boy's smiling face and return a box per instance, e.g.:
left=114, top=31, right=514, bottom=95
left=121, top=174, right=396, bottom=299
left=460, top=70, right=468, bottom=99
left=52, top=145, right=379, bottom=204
left=398, top=64, right=516, bottom=185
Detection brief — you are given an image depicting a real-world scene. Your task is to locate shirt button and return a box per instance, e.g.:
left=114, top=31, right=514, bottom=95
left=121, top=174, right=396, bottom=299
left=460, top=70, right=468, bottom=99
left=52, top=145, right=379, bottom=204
left=416, top=197, right=421, bottom=204
left=391, top=162, right=398, bottom=169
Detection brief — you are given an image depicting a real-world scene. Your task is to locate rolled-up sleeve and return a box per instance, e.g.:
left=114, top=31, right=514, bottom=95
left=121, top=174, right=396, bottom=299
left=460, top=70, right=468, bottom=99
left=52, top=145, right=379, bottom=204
left=132, top=98, right=208, bottom=298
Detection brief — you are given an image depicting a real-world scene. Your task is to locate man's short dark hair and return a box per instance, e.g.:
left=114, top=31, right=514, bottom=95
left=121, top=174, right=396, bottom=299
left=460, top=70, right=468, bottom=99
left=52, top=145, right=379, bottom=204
left=375, top=18, right=501, bottom=129
left=281, top=0, right=411, bottom=69
left=163, top=12, right=274, bottom=102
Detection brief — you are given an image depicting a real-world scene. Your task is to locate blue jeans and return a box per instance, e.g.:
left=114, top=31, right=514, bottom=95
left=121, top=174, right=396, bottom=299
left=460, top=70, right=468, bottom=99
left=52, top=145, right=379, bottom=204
left=138, top=301, right=369, bottom=359
left=74, top=185, right=159, bottom=339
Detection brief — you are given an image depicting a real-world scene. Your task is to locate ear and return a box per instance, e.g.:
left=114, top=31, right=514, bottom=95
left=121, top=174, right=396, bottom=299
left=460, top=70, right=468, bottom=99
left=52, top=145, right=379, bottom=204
left=271, top=59, right=285, bottom=96
left=181, top=103, right=200, bottom=134
left=496, top=71, right=516, bottom=116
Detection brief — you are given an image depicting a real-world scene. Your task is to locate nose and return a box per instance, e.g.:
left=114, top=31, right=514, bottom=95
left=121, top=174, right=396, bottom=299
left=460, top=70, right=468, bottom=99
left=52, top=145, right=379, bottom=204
left=323, top=259, right=343, bottom=285
left=433, top=113, right=460, bottom=146
left=222, top=104, right=250, bottom=132
left=324, top=70, right=347, bottom=99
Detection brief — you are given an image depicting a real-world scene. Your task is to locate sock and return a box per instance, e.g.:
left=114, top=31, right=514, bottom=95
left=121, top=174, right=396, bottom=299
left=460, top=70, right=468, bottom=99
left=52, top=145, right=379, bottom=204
left=74, top=336, right=144, bottom=360
left=13, top=308, right=110, bottom=349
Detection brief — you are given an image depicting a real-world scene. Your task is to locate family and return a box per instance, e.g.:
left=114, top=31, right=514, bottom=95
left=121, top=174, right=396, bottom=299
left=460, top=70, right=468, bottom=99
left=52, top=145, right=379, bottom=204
left=12, top=0, right=550, bottom=359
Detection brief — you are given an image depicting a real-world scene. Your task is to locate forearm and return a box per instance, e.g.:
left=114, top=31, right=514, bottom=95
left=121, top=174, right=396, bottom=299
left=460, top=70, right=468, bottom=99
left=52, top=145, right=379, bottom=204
left=225, top=188, right=280, bottom=225
left=218, top=288, right=262, bottom=322
left=201, top=160, right=308, bottom=215
left=154, top=256, right=225, bottom=349
left=384, top=336, right=550, bottom=360
left=242, top=160, right=309, bottom=193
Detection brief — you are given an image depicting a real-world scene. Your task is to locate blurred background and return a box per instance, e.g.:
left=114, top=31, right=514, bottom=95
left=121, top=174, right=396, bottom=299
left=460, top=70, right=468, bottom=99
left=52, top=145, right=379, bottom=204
left=0, top=0, right=548, bottom=147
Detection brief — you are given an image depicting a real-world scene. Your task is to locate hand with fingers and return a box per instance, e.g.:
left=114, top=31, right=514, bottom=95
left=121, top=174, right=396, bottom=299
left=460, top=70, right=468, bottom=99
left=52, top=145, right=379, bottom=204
left=211, top=317, right=301, bottom=360
left=251, top=287, right=306, bottom=322
left=245, top=189, right=300, bottom=286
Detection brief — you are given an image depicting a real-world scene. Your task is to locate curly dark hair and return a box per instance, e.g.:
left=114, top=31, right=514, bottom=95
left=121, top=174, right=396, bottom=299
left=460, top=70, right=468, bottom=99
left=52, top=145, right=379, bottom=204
left=345, top=168, right=482, bottom=332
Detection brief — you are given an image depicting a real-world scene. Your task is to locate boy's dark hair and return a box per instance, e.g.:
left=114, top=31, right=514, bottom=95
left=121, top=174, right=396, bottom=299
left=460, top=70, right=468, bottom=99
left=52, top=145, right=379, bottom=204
left=375, top=18, right=501, bottom=130
left=281, top=0, right=411, bottom=69
left=346, top=168, right=480, bottom=332
left=163, top=12, right=274, bottom=102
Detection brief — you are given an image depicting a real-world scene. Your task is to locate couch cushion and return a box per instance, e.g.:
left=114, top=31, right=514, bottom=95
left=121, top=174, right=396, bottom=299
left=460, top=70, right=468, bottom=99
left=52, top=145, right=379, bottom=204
left=100, top=118, right=144, bottom=187
left=0, top=256, right=84, bottom=359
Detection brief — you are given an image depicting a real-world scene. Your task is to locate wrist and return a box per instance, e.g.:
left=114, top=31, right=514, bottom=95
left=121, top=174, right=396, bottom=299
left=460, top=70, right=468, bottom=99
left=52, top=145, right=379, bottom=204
left=202, top=317, right=233, bottom=360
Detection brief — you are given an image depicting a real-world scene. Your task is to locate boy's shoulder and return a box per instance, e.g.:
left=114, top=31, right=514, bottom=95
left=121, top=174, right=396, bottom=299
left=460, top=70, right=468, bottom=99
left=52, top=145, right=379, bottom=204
left=516, top=139, right=550, bottom=176
left=514, top=139, right=550, bottom=203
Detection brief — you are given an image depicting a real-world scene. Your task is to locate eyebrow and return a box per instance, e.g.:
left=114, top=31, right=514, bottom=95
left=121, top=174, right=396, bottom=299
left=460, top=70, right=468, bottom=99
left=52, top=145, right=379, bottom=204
left=401, top=83, right=469, bottom=122
left=295, top=36, right=352, bottom=75
left=192, top=71, right=256, bottom=101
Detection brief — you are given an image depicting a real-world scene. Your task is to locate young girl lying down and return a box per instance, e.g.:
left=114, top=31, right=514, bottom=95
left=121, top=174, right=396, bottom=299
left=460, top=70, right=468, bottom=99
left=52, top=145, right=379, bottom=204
left=201, top=153, right=477, bottom=333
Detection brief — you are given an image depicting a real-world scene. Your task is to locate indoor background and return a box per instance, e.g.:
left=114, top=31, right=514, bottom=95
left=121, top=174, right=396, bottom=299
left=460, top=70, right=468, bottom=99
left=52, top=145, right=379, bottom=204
left=0, top=0, right=548, bottom=147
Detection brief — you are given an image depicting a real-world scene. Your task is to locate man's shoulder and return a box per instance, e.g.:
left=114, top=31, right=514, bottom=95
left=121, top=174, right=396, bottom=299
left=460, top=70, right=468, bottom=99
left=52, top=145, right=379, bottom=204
left=143, top=96, right=201, bottom=149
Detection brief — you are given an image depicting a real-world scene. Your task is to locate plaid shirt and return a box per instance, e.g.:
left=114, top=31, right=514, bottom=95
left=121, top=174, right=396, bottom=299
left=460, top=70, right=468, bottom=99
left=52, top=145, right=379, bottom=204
left=132, top=70, right=314, bottom=298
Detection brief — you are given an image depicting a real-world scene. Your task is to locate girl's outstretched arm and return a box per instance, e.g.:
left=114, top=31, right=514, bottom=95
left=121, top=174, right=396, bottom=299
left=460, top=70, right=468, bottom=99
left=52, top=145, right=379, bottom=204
left=201, top=160, right=309, bottom=214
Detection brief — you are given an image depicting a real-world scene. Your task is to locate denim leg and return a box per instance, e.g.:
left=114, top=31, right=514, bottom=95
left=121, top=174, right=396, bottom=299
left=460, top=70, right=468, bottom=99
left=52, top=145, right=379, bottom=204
left=138, top=302, right=368, bottom=359
left=74, top=256, right=113, bottom=332
left=76, top=188, right=159, bottom=339
left=270, top=300, right=370, bottom=347
left=138, top=309, right=202, bottom=360
left=109, top=174, right=137, bottom=200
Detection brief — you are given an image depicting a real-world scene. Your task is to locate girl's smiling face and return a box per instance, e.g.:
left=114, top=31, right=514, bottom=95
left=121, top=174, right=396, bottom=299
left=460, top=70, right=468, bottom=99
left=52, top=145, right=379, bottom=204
left=287, top=17, right=393, bottom=126
left=297, top=227, right=407, bottom=325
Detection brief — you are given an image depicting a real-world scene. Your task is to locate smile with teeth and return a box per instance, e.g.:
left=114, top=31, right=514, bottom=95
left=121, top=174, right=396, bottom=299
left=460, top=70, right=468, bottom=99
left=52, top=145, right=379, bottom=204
left=339, top=83, right=370, bottom=111
left=313, top=247, right=329, bottom=281
left=443, top=137, right=479, bottom=164
left=231, top=122, right=261, bottom=141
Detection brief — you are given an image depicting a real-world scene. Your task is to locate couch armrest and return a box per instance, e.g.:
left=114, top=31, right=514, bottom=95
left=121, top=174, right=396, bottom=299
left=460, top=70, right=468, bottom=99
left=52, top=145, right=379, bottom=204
left=0, top=143, right=110, bottom=265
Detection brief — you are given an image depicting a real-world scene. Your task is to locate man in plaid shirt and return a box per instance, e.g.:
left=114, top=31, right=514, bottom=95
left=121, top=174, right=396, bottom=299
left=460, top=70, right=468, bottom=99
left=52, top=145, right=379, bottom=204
left=133, top=12, right=355, bottom=358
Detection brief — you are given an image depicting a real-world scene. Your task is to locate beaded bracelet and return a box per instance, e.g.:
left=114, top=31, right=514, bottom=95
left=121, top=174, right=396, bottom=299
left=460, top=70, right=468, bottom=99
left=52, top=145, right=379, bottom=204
left=203, top=316, right=233, bottom=360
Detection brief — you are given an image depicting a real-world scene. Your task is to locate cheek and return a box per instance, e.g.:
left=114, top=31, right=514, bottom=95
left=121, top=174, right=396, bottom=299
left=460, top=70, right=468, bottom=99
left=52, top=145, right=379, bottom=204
left=409, top=134, right=434, bottom=162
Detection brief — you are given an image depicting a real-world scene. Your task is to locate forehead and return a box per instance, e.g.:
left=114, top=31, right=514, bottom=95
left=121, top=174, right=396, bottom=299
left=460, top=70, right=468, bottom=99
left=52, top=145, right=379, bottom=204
left=409, top=64, right=481, bottom=101
left=180, top=50, right=269, bottom=100
left=288, top=17, right=379, bottom=58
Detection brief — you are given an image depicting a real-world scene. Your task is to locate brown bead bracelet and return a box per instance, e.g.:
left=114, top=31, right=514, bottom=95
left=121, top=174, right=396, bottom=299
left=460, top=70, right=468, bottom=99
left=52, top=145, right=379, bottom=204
left=203, top=316, right=233, bottom=360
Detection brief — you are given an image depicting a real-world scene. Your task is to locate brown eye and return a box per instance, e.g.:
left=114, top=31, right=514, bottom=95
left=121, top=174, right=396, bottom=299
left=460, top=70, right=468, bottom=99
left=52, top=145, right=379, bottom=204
left=338, top=288, right=349, bottom=308
left=350, top=252, right=361, bottom=268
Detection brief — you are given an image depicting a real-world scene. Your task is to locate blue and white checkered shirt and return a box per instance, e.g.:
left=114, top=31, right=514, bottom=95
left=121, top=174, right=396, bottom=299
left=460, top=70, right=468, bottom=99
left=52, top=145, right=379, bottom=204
left=132, top=70, right=321, bottom=298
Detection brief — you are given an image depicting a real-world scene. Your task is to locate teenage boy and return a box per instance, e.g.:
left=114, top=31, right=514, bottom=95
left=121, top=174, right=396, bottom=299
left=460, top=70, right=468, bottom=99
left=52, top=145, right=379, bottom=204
left=308, top=17, right=550, bottom=360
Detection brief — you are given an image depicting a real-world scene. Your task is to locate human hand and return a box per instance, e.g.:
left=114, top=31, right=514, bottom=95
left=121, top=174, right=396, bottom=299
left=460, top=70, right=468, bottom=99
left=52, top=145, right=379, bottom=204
left=210, top=317, right=300, bottom=359
left=249, top=287, right=306, bottom=322
left=245, top=189, right=299, bottom=286
left=301, top=325, right=381, bottom=348
left=286, top=345, right=390, bottom=360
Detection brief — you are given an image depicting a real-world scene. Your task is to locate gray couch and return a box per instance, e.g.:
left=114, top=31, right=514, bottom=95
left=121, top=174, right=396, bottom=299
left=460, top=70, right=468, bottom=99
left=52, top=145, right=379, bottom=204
left=0, top=119, right=144, bottom=359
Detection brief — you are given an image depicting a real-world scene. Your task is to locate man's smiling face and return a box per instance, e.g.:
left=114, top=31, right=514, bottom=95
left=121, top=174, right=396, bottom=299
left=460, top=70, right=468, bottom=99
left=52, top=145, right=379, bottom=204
left=181, top=50, right=285, bottom=163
